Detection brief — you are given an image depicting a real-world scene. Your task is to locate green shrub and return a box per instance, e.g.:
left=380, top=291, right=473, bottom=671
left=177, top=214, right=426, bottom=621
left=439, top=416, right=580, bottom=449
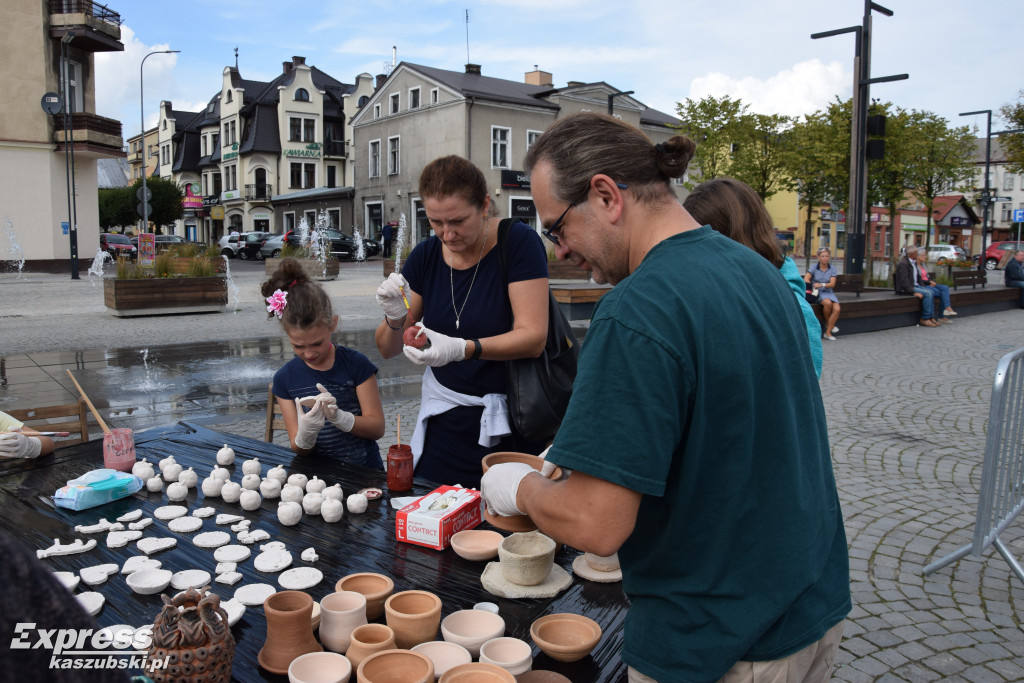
left=168, top=243, right=200, bottom=258
left=187, top=256, right=215, bottom=278
left=115, top=257, right=143, bottom=279
left=153, top=252, right=175, bottom=278
left=201, top=245, right=221, bottom=259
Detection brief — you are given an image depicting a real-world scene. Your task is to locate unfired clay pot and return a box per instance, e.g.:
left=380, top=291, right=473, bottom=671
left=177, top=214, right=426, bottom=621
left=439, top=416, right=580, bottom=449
left=319, top=591, right=368, bottom=654
left=478, top=637, right=533, bottom=676
left=258, top=590, right=323, bottom=675
left=440, top=609, right=506, bottom=657
left=498, top=532, right=556, bottom=586
left=529, top=613, right=602, bottom=663
left=287, top=650, right=352, bottom=683
left=384, top=590, right=442, bottom=649
left=346, top=624, right=397, bottom=670
left=438, top=662, right=516, bottom=683
left=357, top=649, right=433, bottom=683
left=412, top=641, right=473, bottom=679
left=336, top=573, right=394, bottom=621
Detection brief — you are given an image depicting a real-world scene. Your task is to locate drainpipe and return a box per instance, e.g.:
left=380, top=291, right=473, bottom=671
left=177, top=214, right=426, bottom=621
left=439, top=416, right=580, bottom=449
left=466, top=96, right=474, bottom=160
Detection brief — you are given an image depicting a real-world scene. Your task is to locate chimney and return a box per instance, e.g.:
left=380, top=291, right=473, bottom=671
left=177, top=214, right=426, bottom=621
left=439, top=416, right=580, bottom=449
left=375, top=74, right=387, bottom=90
left=283, top=61, right=293, bottom=75
left=525, top=68, right=552, bottom=87
left=566, top=80, right=584, bottom=88
left=465, top=63, right=481, bottom=75
left=292, top=56, right=306, bottom=66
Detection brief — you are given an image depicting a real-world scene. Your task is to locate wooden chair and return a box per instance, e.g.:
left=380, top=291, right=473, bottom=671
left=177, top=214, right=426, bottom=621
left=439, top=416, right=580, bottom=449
left=6, top=399, right=90, bottom=448
left=265, top=384, right=286, bottom=443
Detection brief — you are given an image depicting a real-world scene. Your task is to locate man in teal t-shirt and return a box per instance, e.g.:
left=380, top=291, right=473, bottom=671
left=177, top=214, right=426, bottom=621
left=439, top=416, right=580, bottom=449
left=482, top=113, right=850, bottom=682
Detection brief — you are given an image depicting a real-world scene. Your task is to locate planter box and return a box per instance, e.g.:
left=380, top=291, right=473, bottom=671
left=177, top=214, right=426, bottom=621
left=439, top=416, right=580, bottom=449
left=264, top=257, right=339, bottom=281
left=104, top=277, right=227, bottom=317
left=547, top=261, right=591, bottom=281
left=169, top=257, right=226, bottom=275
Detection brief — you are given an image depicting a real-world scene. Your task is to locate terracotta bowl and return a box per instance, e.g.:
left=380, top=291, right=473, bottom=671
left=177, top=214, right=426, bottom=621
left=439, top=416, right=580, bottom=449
left=437, top=662, right=516, bottom=683
left=529, top=613, right=602, bottom=663
left=440, top=609, right=506, bottom=657
left=451, top=529, right=503, bottom=562
left=384, top=590, right=443, bottom=649
left=497, top=531, right=556, bottom=586
left=478, top=637, right=533, bottom=676
left=357, top=648, right=434, bottom=683
left=287, top=651, right=352, bottom=683
left=335, top=572, right=394, bottom=621
left=411, top=640, right=472, bottom=679
left=514, top=672, right=571, bottom=683
left=480, top=453, right=561, bottom=532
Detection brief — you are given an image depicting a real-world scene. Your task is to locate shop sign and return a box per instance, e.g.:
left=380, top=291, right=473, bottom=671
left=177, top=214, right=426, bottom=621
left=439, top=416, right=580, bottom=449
left=511, top=197, right=535, bottom=218
left=501, top=170, right=530, bottom=189
left=286, top=143, right=322, bottom=158
left=950, top=216, right=970, bottom=226
left=252, top=212, right=270, bottom=220
left=222, top=142, right=239, bottom=161
left=203, top=195, right=220, bottom=207
left=367, top=203, right=382, bottom=220
left=182, top=182, right=203, bottom=209
left=222, top=190, right=240, bottom=201
left=211, top=206, right=225, bottom=220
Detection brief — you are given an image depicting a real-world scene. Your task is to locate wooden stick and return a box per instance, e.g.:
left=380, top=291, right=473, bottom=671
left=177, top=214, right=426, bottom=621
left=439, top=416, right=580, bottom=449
left=397, top=414, right=401, bottom=446
left=66, top=369, right=111, bottom=435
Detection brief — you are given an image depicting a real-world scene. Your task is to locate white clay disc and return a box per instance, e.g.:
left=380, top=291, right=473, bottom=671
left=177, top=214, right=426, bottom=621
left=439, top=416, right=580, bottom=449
left=154, top=505, right=188, bottom=521
left=170, top=569, right=212, bottom=591
left=193, top=531, right=231, bottom=548
left=278, top=567, right=323, bottom=590
left=167, top=517, right=204, bottom=533
left=260, top=541, right=287, bottom=552
left=213, top=544, right=252, bottom=563
left=234, top=583, right=277, bottom=606
left=254, top=550, right=293, bottom=573
left=192, top=507, right=216, bottom=518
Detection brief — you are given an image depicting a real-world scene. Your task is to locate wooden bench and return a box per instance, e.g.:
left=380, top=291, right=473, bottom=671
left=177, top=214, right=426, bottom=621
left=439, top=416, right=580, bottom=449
left=833, top=273, right=863, bottom=297
left=551, top=283, right=614, bottom=321
left=952, top=270, right=986, bottom=290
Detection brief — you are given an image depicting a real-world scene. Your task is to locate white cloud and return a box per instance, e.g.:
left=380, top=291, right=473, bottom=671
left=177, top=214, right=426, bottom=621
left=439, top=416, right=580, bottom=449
left=689, top=59, right=851, bottom=118
left=95, top=25, right=180, bottom=132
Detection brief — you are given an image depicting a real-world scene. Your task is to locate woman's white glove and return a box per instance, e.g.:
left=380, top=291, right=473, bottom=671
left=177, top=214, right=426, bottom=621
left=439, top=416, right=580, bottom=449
left=480, top=462, right=536, bottom=517
left=312, top=382, right=355, bottom=433
left=403, top=323, right=467, bottom=367
left=293, top=398, right=326, bottom=450
left=376, top=273, right=410, bottom=321
left=0, top=432, right=42, bottom=459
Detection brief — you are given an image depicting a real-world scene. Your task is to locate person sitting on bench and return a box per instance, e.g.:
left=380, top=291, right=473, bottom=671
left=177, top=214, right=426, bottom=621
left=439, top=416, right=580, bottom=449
left=915, top=256, right=956, bottom=319
left=894, top=246, right=951, bottom=327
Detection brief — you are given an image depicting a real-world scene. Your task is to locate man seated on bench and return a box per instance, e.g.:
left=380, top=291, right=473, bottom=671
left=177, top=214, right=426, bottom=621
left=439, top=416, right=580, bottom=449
left=1006, top=250, right=1024, bottom=309
left=894, top=246, right=953, bottom=327
left=914, top=255, right=956, bottom=319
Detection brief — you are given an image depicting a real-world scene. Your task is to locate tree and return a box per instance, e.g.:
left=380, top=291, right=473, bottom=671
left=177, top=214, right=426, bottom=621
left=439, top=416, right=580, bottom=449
left=129, top=175, right=183, bottom=232
left=674, top=95, right=749, bottom=186
left=98, top=187, right=135, bottom=231
left=730, top=112, right=796, bottom=201
left=1000, top=91, right=1024, bottom=174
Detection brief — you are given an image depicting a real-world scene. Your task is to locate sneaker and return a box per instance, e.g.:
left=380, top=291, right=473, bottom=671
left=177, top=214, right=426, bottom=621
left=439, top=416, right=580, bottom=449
left=831, top=326, right=839, bottom=334
left=944, top=309, right=958, bottom=316
left=937, top=318, right=953, bottom=324
left=822, top=334, right=837, bottom=341
left=919, top=319, right=939, bottom=328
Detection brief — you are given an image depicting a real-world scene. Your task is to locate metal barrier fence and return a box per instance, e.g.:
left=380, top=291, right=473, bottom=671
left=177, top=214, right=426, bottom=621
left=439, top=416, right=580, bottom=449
left=924, top=347, right=1024, bottom=583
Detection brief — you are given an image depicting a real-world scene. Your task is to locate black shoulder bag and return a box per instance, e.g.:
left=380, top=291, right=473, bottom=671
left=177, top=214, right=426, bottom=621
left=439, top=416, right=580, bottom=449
left=496, top=219, right=579, bottom=443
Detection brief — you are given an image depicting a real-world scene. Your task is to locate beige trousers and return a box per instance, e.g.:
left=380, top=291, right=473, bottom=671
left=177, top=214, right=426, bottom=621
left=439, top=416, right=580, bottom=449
left=627, top=620, right=844, bottom=683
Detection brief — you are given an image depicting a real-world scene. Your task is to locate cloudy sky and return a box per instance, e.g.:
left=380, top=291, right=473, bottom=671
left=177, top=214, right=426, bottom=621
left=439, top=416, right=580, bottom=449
left=96, top=0, right=1024, bottom=138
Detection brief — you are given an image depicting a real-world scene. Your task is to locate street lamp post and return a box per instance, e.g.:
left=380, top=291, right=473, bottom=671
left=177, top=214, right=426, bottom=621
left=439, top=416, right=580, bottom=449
left=140, top=50, right=180, bottom=235
left=607, top=90, right=634, bottom=116
left=960, top=109, right=991, bottom=272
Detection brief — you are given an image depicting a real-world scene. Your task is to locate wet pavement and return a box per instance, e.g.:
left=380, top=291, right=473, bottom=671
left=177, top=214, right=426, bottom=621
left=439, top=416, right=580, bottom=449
left=3, top=257, right=1024, bottom=680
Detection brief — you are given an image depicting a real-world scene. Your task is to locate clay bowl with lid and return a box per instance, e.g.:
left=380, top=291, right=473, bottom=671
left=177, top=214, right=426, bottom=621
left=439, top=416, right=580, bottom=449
left=335, top=572, right=394, bottom=621
left=529, top=613, right=602, bottom=663
left=480, top=453, right=562, bottom=532
left=450, top=529, right=503, bottom=562
left=440, top=608, right=506, bottom=657
left=357, top=648, right=434, bottom=683
left=438, top=662, right=516, bottom=683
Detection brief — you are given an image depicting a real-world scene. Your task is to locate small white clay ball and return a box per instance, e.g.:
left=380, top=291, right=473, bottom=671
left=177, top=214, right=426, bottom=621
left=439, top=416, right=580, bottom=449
left=201, top=477, right=224, bottom=498
left=239, top=489, right=262, bottom=511
left=158, top=455, right=176, bottom=472
left=242, top=458, right=261, bottom=476
left=162, top=462, right=183, bottom=483
left=177, top=467, right=198, bottom=488
left=132, top=459, right=155, bottom=480
left=216, top=444, right=235, bottom=466
left=146, top=476, right=163, bottom=492
left=211, top=466, right=231, bottom=481
left=287, top=473, right=308, bottom=491
left=278, top=501, right=302, bottom=526
left=346, top=493, right=368, bottom=514
left=166, top=481, right=188, bottom=502
left=260, top=478, right=282, bottom=499
left=322, top=483, right=344, bottom=501
left=305, top=476, right=327, bottom=494
left=280, top=484, right=304, bottom=503
left=302, top=492, right=324, bottom=516
left=320, top=497, right=343, bottom=523
left=220, top=481, right=242, bottom=504
left=241, top=473, right=261, bottom=490
left=267, top=465, right=288, bottom=485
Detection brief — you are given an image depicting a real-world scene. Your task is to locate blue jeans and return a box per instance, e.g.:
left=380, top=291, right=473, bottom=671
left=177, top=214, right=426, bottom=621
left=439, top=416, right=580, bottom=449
left=913, top=286, right=939, bottom=319
left=1008, top=281, right=1024, bottom=307
left=930, top=284, right=951, bottom=312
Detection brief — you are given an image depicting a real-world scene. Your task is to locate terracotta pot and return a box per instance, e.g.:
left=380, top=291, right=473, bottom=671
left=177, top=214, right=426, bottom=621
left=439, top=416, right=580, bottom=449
left=440, top=609, right=506, bottom=658
left=411, top=641, right=472, bottom=679
left=478, top=637, right=533, bottom=676
left=450, top=530, right=503, bottom=562
left=287, top=650, right=352, bottom=683
left=335, top=572, right=394, bottom=621
left=357, top=648, right=434, bottom=683
left=259, top=590, right=323, bottom=674
left=438, top=662, right=517, bottom=683
left=498, top=531, right=556, bottom=586
left=319, top=591, right=367, bottom=654
left=346, top=624, right=396, bottom=670
left=384, top=590, right=442, bottom=649
left=529, top=613, right=602, bottom=663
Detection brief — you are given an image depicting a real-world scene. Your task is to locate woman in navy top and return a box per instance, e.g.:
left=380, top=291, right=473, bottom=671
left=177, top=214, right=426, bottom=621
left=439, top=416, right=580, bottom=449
left=374, top=155, right=550, bottom=487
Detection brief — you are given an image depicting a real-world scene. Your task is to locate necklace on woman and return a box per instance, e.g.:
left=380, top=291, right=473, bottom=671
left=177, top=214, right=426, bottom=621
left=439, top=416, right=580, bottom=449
left=448, top=222, right=489, bottom=330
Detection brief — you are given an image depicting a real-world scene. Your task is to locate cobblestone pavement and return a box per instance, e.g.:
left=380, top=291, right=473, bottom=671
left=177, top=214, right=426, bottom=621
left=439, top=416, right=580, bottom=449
left=3, top=262, right=1024, bottom=680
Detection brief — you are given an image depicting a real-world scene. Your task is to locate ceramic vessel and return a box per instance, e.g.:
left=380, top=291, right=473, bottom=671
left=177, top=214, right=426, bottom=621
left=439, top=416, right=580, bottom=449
left=345, top=623, right=396, bottom=670
left=384, top=590, right=442, bottom=649
left=147, top=586, right=235, bottom=683
left=478, top=637, right=532, bottom=676
left=319, top=591, right=367, bottom=654
left=529, top=613, right=601, bottom=663
left=480, top=453, right=561, bottom=532
left=412, top=641, right=472, bottom=679
left=357, top=649, right=433, bottom=683
left=584, top=552, right=619, bottom=572
left=440, top=609, right=505, bottom=658
left=437, top=662, right=516, bottom=683
left=287, top=651, right=352, bottom=683
left=513, top=672, right=571, bottom=683
left=498, top=532, right=556, bottom=586
left=450, top=530, right=503, bottom=561
left=336, top=573, right=394, bottom=621
left=126, top=569, right=172, bottom=595
left=259, top=590, right=323, bottom=675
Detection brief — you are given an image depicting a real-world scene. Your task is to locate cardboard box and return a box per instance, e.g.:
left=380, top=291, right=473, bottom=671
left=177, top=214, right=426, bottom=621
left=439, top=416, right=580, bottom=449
left=396, top=485, right=483, bottom=550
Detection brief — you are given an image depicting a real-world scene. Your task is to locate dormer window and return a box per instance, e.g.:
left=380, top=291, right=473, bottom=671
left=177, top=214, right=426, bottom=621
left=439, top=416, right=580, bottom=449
left=295, top=88, right=310, bottom=102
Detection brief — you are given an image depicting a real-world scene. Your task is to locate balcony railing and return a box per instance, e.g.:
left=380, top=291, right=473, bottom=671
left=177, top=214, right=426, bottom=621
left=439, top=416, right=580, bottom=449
left=49, top=1, right=122, bottom=52
left=245, top=184, right=273, bottom=201
left=323, top=140, right=348, bottom=157
left=52, top=112, right=123, bottom=153
left=50, top=1, right=120, bottom=27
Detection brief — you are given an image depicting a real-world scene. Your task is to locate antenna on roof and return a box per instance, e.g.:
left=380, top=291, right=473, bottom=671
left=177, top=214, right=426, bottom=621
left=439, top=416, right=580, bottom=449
left=234, top=46, right=238, bottom=69
left=465, top=9, right=470, bottom=64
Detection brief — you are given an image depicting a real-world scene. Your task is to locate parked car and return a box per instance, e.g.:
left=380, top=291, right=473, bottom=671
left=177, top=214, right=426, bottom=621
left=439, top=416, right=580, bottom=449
left=218, top=231, right=271, bottom=259
left=217, top=233, right=241, bottom=257
left=99, top=233, right=137, bottom=260
left=982, top=240, right=1024, bottom=270
left=260, top=233, right=287, bottom=259
left=924, top=244, right=967, bottom=265
left=259, top=229, right=374, bottom=261
left=238, top=232, right=275, bottom=260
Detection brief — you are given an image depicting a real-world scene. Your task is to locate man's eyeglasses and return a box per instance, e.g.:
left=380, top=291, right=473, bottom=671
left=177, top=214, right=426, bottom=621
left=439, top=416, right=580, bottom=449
left=542, top=182, right=628, bottom=247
